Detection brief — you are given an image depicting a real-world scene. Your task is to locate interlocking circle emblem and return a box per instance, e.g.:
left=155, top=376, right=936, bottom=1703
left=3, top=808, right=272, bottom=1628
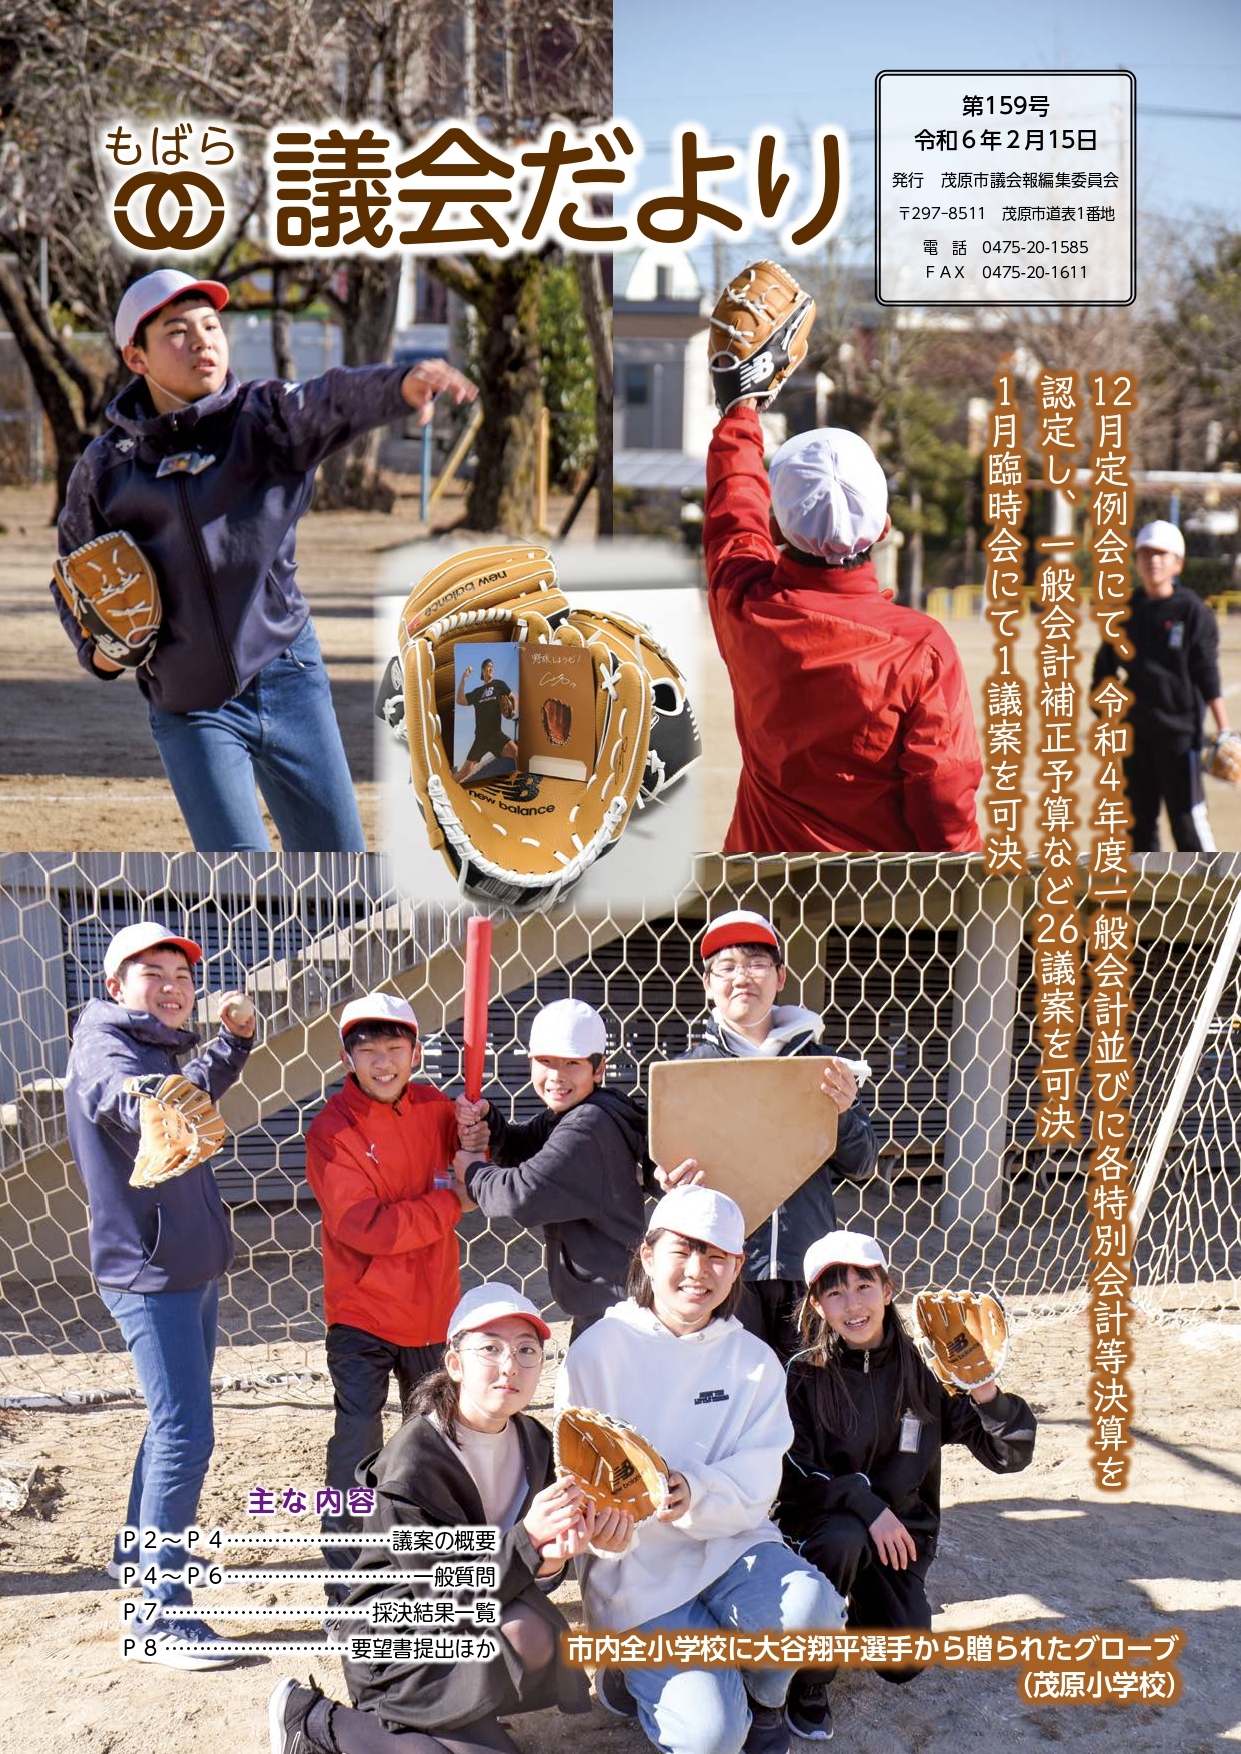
left=112, top=171, right=226, bottom=250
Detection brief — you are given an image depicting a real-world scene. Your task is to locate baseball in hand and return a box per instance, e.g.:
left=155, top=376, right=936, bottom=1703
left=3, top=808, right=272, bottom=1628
left=219, top=993, right=256, bottom=1036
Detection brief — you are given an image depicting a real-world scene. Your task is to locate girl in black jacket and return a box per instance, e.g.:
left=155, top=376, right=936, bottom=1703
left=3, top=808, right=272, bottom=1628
left=777, top=1233, right=1036, bottom=1741
left=268, top=1283, right=630, bottom=1754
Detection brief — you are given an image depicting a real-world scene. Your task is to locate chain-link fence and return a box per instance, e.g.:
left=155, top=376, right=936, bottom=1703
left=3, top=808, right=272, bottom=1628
left=2, top=851, right=1237, bottom=1396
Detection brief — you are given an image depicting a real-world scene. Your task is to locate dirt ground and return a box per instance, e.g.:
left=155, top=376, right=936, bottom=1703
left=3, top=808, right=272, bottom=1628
left=7, top=483, right=1241, bottom=855
left=1, top=1310, right=1238, bottom=1754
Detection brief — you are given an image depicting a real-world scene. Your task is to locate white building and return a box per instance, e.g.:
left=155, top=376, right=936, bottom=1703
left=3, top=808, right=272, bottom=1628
left=614, top=248, right=715, bottom=491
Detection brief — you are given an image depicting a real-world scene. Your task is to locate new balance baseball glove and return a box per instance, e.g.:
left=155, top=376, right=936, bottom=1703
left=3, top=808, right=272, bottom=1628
left=53, top=532, right=162, bottom=668
left=708, top=261, right=816, bottom=416
left=554, top=1406, right=668, bottom=1523
left=123, top=1074, right=228, bottom=1189
left=395, top=547, right=699, bottom=911
left=1203, top=730, right=1241, bottom=786
left=913, top=1289, right=1009, bottom=1394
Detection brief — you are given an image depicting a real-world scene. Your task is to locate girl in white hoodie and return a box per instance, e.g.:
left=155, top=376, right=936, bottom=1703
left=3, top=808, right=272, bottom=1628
left=555, top=1185, right=844, bottom=1754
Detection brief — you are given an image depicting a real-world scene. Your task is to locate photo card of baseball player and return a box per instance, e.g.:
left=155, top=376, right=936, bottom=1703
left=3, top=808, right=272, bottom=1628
left=518, top=643, right=594, bottom=781
left=452, top=642, right=519, bottom=785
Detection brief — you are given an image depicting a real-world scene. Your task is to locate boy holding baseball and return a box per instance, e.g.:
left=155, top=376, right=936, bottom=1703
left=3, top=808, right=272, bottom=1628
left=51, top=268, right=475, bottom=852
left=454, top=998, right=657, bottom=1339
left=304, top=993, right=470, bottom=1597
left=64, top=922, right=255, bottom=1668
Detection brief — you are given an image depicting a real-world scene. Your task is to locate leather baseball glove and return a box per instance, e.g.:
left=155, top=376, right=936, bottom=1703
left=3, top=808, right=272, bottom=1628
left=541, top=696, right=572, bottom=746
left=123, top=1074, right=228, bottom=1189
left=564, top=604, right=701, bottom=802
left=1203, top=730, right=1241, bottom=786
left=708, top=261, right=816, bottom=416
left=395, top=547, right=699, bottom=912
left=53, top=531, right=162, bottom=668
left=553, top=1406, right=668, bottom=1523
left=913, top=1289, right=1009, bottom=1394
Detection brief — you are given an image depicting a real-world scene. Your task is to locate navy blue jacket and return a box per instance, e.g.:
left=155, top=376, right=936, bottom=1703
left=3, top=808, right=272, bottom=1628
left=65, top=999, right=252, bottom=1291
left=1091, top=584, right=1222, bottom=745
left=681, top=1012, right=880, bottom=1282
left=53, top=364, right=410, bottom=713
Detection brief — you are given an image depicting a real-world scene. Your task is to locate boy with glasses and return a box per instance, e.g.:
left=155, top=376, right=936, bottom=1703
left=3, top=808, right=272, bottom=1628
left=663, top=910, right=879, bottom=1361
left=305, top=993, right=473, bottom=1597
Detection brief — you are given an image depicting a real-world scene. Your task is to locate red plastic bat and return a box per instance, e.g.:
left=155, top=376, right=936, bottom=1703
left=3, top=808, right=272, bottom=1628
left=463, top=915, right=492, bottom=1104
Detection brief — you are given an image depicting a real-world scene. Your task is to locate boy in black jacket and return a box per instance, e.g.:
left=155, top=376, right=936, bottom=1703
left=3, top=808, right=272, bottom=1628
left=1091, top=519, right=1232, bottom=851
left=453, top=999, right=656, bottom=1338
left=64, top=921, right=255, bottom=1668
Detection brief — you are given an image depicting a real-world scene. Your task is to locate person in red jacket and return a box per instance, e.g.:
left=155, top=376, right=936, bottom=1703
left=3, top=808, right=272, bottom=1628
left=305, top=992, right=471, bottom=1600
left=704, top=406, right=983, bottom=854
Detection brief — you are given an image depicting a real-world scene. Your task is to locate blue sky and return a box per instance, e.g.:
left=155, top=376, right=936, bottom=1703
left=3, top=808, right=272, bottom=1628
left=615, top=0, right=1241, bottom=242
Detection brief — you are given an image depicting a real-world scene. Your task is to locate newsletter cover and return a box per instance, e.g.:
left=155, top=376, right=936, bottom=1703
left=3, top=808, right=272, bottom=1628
left=1, top=3, right=1238, bottom=1753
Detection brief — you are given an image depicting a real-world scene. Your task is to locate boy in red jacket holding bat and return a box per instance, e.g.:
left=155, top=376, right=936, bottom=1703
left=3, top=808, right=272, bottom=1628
left=305, top=993, right=472, bottom=1598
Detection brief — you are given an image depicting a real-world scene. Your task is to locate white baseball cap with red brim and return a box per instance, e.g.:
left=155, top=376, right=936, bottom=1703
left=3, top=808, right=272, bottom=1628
left=700, top=910, right=783, bottom=962
left=339, top=993, right=420, bottom=1043
left=114, top=269, right=229, bottom=349
left=447, top=1283, right=552, bottom=1343
left=104, top=922, right=203, bottom=980
left=803, top=1231, right=888, bottom=1287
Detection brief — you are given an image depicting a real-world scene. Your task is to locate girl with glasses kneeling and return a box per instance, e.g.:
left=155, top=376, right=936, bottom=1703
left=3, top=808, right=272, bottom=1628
left=270, top=1283, right=629, bottom=1754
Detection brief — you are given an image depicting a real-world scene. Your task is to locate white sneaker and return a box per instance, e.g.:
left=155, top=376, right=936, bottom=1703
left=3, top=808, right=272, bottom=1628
left=128, top=1618, right=239, bottom=1670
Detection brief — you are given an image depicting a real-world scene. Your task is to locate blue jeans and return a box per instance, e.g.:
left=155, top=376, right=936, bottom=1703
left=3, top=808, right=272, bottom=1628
left=626, top=1542, right=845, bottom=1754
left=100, top=1280, right=219, bottom=1614
left=147, top=620, right=366, bottom=852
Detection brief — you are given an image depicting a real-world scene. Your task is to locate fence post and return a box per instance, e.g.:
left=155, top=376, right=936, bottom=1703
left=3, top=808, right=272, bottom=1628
left=940, top=875, right=1025, bottom=1231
